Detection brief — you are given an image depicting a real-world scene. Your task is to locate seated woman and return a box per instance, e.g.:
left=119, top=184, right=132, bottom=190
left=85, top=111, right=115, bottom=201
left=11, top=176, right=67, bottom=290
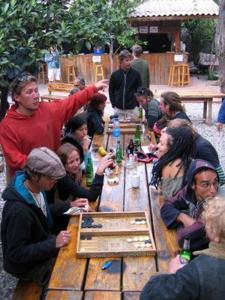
left=160, top=91, right=191, bottom=122
left=62, top=113, right=90, bottom=168
left=151, top=126, right=195, bottom=206
left=141, top=197, right=225, bottom=300
left=56, top=143, right=113, bottom=202
left=168, top=118, right=225, bottom=185
left=86, top=93, right=107, bottom=137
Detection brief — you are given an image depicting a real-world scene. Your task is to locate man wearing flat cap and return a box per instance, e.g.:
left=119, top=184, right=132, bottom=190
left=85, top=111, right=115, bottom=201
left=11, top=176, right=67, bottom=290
left=1, top=147, right=80, bottom=286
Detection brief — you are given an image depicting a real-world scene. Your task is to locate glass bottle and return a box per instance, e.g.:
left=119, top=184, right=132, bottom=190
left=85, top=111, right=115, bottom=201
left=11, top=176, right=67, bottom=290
left=134, top=125, right=141, bottom=150
left=180, top=239, right=191, bottom=264
left=86, top=156, right=94, bottom=186
left=112, top=117, right=121, bottom=149
left=116, top=140, right=123, bottom=164
left=126, top=139, right=135, bottom=157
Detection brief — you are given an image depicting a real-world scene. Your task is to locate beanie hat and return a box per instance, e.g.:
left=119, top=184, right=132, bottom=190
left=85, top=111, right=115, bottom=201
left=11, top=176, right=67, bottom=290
left=24, top=147, right=66, bottom=180
left=186, top=159, right=217, bottom=187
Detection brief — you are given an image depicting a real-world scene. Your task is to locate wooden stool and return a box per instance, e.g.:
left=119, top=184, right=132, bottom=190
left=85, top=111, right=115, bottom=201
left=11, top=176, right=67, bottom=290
left=65, top=63, right=75, bottom=83
left=94, top=64, right=104, bottom=81
left=38, top=63, right=48, bottom=84
left=168, top=64, right=190, bottom=87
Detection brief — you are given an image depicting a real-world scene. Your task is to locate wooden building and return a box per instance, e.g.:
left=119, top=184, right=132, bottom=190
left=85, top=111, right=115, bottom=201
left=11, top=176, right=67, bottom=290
left=60, top=0, right=218, bottom=85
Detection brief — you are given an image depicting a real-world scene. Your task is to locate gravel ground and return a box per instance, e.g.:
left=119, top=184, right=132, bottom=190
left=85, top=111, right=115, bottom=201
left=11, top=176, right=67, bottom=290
left=0, top=97, right=224, bottom=299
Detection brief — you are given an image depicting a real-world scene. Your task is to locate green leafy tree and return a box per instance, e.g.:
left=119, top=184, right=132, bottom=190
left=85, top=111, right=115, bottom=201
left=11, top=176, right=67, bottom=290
left=69, top=0, right=142, bottom=71
left=0, top=0, right=70, bottom=120
left=182, top=19, right=216, bottom=65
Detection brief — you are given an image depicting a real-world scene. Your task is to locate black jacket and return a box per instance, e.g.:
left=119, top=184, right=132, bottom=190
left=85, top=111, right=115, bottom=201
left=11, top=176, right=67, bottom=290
left=109, top=68, right=142, bottom=109
left=141, top=254, right=225, bottom=300
left=87, top=107, right=105, bottom=137
left=57, top=173, right=104, bottom=202
left=1, top=174, right=70, bottom=278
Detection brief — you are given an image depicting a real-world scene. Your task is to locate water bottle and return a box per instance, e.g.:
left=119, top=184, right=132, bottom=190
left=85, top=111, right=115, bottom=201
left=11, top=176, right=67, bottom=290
left=112, top=117, right=121, bottom=150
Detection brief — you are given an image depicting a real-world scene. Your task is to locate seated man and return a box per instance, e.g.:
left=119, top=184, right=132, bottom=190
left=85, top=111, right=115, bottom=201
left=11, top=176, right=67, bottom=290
left=141, top=197, right=225, bottom=300
left=160, top=159, right=218, bottom=251
left=135, top=87, right=162, bottom=129
left=1, top=147, right=84, bottom=286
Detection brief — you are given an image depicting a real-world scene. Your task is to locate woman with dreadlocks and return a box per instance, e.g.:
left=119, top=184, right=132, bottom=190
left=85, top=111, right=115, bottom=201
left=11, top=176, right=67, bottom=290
left=159, top=91, right=191, bottom=122
left=151, top=126, right=195, bottom=207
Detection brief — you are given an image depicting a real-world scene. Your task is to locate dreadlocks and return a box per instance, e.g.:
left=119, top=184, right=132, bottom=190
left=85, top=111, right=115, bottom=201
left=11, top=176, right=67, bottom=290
left=151, top=126, right=195, bottom=189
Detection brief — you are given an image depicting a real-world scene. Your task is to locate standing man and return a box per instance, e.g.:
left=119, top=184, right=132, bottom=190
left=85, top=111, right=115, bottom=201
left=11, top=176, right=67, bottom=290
left=44, top=46, right=61, bottom=82
left=0, top=73, right=107, bottom=178
left=131, top=44, right=150, bottom=88
left=109, top=49, right=142, bottom=119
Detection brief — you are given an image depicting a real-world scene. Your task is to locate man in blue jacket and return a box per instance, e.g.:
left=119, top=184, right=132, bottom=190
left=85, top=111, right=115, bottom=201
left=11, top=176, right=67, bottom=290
left=109, top=49, right=142, bottom=119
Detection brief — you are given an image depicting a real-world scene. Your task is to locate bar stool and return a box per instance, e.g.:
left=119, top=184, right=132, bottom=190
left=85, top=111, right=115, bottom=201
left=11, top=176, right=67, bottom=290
left=94, top=64, right=104, bottom=81
left=65, top=63, right=75, bottom=83
left=168, top=64, right=190, bottom=87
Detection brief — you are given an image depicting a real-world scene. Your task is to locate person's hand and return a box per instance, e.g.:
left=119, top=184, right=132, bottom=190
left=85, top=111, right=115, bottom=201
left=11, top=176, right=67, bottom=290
left=148, top=143, right=158, bottom=152
left=177, top=213, right=196, bottom=227
left=96, top=153, right=115, bottom=175
left=70, top=198, right=89, bottom=208
left=94, top=79, right=109, bottom=91
left=83, top=136, right=91, bottom=152
left=168, top=255, right=185, bottom=273
left=56, top=230, right=71, bottom=248
left=216, top=122, right=224, bottom=131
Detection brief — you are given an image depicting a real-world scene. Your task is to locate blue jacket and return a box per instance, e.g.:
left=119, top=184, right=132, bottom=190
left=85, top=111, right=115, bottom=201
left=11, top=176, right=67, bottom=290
left=217, top=99, right=225, bottom=123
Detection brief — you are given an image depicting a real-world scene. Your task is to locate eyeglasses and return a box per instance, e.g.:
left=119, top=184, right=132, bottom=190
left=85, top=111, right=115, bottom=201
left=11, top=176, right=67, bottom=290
left=197, top=181, right=219, bottom=190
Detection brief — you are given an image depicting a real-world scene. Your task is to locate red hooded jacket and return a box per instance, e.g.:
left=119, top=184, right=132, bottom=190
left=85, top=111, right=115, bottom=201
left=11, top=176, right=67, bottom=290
left=0, top=85, right=97, bottom=177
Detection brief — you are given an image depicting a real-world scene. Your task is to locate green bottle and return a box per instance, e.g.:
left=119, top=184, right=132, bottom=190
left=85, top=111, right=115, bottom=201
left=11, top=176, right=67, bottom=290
left=180, top=239, right=191, bottom=264
left=134, top=125, right=141, bottom=150
left=86, top=156, right=94, bottom=186
left=139, top=107, right=143, bottom=120
left=116, top=140, right=123, bottom=164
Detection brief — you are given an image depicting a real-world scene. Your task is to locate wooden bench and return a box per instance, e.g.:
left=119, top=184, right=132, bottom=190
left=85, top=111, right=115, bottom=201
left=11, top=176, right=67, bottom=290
left=48, top=82, right=74, bottom=95
left=179, top=92, right=225, bottom=125
left=12, top=280, right=42, bottom=300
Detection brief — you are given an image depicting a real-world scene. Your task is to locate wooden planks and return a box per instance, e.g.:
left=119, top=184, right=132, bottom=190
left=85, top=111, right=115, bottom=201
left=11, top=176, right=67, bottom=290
left=84, top=291, right=121, bottom=300
left=122, top=133, right=156, bottom=291
left=123, top=291, right=141, bottom=300
left=48, top=217, right=87, bottom=290
left=46, top=290, right=83, bottom=300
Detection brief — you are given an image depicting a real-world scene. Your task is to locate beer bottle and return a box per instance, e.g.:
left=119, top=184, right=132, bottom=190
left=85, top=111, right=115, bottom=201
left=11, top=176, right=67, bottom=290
left=126, top=139, right=135, bottom=156
left=116, top=140, right=123, bottom=164
left=134, top=125, right=141, bottom=150
left=180, top=238, right=191, bottom=264
left=86, top=156, right=94, bottom=186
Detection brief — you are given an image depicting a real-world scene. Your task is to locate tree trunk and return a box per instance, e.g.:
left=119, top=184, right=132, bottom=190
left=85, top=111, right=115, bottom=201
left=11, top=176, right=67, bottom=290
left=0, top=87, right=9, bottom=121
left=109, top=41, right=114, bottom=74
left=215, top=0, right=225, bottom=93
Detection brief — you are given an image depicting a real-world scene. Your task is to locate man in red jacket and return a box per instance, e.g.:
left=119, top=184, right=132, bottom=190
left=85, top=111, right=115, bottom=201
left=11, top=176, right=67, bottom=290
left=0, top=73, right=107, bottom=178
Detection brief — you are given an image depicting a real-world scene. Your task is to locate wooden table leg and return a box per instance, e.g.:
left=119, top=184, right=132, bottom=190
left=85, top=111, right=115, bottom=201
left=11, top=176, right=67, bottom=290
left=203, top=100, right=207, bottom=122
left=203, top=98, right=212, bottom=125
left=206, top=99, right=213, bottom=125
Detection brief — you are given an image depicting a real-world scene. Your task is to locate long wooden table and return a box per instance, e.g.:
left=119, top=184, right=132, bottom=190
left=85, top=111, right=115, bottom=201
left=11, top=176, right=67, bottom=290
left=179, top=92, right=225, bottom=125
left=46, top=128, right=179, bottom=300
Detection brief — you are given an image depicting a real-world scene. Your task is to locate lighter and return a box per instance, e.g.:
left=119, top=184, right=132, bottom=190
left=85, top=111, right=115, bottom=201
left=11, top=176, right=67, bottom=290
left=102, top=260, right=112, bottom=270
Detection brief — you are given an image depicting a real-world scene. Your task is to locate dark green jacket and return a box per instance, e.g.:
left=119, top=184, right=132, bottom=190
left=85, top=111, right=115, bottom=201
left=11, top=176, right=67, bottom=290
left=131, top=58, right=150, bottom=88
